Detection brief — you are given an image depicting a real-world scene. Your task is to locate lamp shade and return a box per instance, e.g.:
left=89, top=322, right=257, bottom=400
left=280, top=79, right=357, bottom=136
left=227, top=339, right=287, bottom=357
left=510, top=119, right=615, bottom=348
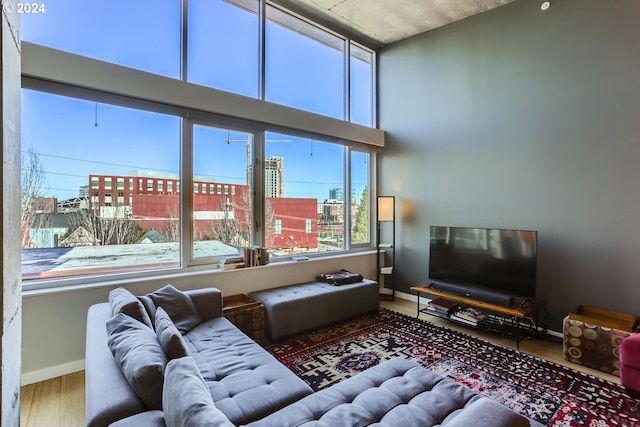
left=377, top=196, right=395, bottom=222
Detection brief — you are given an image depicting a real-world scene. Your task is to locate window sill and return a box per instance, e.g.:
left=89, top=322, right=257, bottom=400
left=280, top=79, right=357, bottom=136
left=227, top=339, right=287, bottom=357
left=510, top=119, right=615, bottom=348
left=22, top=248, right=376, bottom=297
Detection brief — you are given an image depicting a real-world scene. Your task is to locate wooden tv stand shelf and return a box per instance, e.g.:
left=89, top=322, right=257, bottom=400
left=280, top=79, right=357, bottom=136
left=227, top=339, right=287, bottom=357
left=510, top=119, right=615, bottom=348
left=411, top=284, right=546, bottom=350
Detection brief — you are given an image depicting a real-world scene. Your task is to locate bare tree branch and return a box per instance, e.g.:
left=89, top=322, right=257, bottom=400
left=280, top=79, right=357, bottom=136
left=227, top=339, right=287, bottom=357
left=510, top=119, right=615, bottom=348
left=162, top=204, right=180, bottom=243
left=21, top=146, right=51, bottom=248
left=67, top=206, right=143, bottom=246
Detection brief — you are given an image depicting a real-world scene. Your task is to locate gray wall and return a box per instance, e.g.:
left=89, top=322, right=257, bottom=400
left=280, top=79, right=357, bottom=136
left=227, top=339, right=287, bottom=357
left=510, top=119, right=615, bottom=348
left=378, top=0, right=640, bottom=330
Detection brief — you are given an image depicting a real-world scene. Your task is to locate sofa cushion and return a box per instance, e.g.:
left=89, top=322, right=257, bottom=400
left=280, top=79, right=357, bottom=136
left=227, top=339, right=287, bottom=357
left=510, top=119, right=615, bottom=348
left=183, top=316, right=313, bottom=425
left=85, top=303, right=147, bottom=427
left=246, top=357, right=529, bottom=427
left=106, top=313, right=168, bottom=410
left=163, top=357, right=234, bottom=427
left=185, top=288, right=224, bottom=320
left=109, top=287, right=153, bottom=329
left=155, top=307, right=190, bottom=360
left=442, top=398, right=530, bottom=427
left=138, top=295, right=157, bottom=325
left=148, top=285, right=203, bottom=334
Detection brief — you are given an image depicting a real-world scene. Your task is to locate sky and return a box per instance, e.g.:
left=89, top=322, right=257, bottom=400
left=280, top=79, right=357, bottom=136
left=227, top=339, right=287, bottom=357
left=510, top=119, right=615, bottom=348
left=20, top=0, right=372, bottom=203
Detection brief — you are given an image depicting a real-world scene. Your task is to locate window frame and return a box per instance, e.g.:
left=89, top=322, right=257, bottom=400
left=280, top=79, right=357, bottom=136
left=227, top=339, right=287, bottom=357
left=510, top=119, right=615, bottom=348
left=186, top=119, right=259, bottom=267
left=264, top=2, right=347, bottom=119
left=19, top=0, right=381, bottom=290
left=20, top=78, right=377, bottom=290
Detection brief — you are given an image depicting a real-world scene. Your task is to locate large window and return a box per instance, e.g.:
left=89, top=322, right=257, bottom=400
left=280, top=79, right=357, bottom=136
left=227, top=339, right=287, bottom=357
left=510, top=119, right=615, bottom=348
left=265, top=5, right=345, bottom=119
left=265, top=132, right=344, bottom=254
left=21, top=0, right=373, bottom=126
left=350, top=43, right=375, bottom=126
left=20, top=87, right=373, bottom=283
left=21, top=0, right=181, bottom=78
left=21, top=90, right=181, bottom=280
left=20, top=0, right=379, bottom=286
left=187, top=0, right=259, bottom=97
left=351, top=151, right=370, bottom=244
left=191, top=125, right=253, bottom=260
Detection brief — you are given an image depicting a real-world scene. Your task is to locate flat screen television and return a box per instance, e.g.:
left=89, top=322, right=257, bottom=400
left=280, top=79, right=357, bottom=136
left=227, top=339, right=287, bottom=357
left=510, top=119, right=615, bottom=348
left=428, top=226, right=537, bottom=303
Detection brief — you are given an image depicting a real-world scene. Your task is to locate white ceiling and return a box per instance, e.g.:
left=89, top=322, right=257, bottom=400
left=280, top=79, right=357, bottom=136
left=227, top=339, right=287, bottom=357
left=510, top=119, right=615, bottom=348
left=277, top=0, right=516, bottom=47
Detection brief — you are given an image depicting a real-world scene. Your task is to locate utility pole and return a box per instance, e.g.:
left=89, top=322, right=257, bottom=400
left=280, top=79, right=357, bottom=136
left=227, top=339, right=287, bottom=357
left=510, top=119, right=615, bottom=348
left=225, top=136, right=290, bottom=187
left=225, top=137, right=252, bottom=185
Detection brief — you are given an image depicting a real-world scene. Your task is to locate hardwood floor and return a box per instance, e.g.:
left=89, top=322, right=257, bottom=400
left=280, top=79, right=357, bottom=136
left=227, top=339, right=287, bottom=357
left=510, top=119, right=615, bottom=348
left=20, top=370, right=85, bottom=427
left=19, top=298, right=619, bottom=427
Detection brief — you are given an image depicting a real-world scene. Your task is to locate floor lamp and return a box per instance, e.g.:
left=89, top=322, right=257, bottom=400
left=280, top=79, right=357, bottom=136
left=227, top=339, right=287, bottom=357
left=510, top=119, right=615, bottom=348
left=377, top=196, right=395, bottom=301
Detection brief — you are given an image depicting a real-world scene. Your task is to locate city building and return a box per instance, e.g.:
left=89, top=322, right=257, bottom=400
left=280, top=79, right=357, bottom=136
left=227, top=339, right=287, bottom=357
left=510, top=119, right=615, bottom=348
left=265, top=155, right=285, bottom=198
left=87, top=172, right=317, bottom=251
left=329, top=188, right=344, bottom=201
left=319, top=199, right=344, bottom=224
left=56, top=197, right=89, bottom=213
left=25, top=213, right=69, bottom=248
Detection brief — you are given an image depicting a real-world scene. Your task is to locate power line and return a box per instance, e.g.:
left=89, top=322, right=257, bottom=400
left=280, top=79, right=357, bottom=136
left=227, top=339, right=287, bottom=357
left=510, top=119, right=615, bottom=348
left=43, top=171, right=88, bottom=179
left=26, top=151, right=177, bottom=174
left=24, top=151, right=363, bottom=193
left=42, top=187, right=83, bottom=194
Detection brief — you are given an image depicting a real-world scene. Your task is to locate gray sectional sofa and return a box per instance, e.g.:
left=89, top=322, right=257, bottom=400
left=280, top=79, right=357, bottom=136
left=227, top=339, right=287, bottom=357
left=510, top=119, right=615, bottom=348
left=86, top=284, right=533, bottom=427
left=86, top=285, right=312, bottom=427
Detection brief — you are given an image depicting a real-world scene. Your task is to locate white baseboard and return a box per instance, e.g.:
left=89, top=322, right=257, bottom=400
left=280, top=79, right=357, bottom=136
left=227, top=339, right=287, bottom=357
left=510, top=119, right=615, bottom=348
left=545, top=329, right=563, bottom=339
left=21, top=359, right=85, bottom=386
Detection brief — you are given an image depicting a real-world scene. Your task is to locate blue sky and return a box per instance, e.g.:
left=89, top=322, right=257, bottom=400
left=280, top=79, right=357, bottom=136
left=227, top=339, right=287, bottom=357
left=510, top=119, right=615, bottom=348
left=20, top=0, right=371, bottom=202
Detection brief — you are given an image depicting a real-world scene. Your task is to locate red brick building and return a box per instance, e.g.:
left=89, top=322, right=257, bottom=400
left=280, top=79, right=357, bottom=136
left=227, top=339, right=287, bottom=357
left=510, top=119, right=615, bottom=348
left=267, top=197, right=318, bottom=251
left=88, top=173, right=318, bottom=251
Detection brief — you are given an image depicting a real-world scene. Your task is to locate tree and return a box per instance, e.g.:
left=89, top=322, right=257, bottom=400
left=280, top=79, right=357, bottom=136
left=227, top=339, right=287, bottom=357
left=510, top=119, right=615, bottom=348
left=21, top=146, right=51, bottom=248
left=67, top=206, right=144, bottom=246
left=66, top=208, right=99, bottom=246
left=263, top=198, right=276, bottom=249
left=352, top=186, right=369, bottom=244
left=206, top=188, right=274, bottom=249
left=209, top=197, right=242, bottom=246
left=102, top=209, right=145, bottom=245
left=162, top=203, right=180, bottom=243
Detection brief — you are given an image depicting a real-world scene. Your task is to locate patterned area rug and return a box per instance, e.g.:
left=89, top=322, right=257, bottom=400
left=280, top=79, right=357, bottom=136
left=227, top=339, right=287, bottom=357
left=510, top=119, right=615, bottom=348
left=263, top=308, right=640, bottom=427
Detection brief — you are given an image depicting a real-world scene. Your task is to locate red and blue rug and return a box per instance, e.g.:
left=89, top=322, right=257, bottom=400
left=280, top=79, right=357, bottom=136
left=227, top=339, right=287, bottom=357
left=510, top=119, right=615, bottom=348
left=262, top=308, right=640, bottom=427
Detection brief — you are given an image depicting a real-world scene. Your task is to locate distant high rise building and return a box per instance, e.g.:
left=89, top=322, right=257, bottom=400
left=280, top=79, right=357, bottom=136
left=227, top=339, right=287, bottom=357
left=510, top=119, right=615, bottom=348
left=329, top=188, right=344, bottom=201
left=265, top=155, right=284, bottom=198
left=79, top=185, right=89, bottom=197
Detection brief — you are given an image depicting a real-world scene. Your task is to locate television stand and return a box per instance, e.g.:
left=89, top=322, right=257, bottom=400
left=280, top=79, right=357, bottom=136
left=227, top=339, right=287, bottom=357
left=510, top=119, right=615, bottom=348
left=410, top=284, right=546, bottom=351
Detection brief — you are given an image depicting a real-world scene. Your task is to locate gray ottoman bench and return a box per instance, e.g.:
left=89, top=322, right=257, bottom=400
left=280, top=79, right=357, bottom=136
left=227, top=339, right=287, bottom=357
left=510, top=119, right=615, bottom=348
left=248, top=279, right=379, bottom=340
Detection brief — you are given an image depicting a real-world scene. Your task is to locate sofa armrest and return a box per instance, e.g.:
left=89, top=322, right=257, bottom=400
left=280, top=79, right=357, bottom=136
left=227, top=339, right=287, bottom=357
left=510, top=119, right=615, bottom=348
left=108, top=410, right=166, bottom=427
left=186, top=288, right=223, bottom=320
left=86, top=303, right=146, bottom=427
